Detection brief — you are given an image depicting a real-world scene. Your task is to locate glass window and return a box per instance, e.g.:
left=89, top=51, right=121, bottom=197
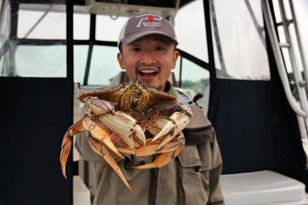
left=15, top=45, right=66, bottom=77
left=96, top=15, right=128, bottom=42
left=74, top=45, right=88, bottom=84
left=0, top=0, right=13, bottom=76
left=174, top=0, right=208, bottom=63
left=211, top=0, right=270, bottom=80
left=174, top=57, right=210, bottom=98
left=0, top=46, right=14, bottom=76
left=74, top=45, right=121, bottom=86
left=88, top=46, right=121, bottom=85
left=17, top=8, right=66, bottom=39
left=1, top=3, right=67, bottom=77
left=74, top=13, right=90, bottom=40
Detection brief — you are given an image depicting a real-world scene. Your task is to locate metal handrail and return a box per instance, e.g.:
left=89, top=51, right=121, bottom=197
left=278, top=0, right=308, bottom=120
left=262, top=0, right=306, bottom=117
left=263, top=0, right=308, bottom=166
left=287, top=0, right=308, bottom=93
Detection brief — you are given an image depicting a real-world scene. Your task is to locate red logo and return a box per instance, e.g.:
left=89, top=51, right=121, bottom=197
left=148, top=15, right=154, bottom=22
left=135, top=14, right=162, bottom=28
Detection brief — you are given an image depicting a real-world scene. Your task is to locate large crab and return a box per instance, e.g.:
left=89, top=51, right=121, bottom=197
left=60, top=81, right=193, bottom=191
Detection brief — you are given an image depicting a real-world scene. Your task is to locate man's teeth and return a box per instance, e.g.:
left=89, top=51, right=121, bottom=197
left=139, top=70, right=157, bottom=75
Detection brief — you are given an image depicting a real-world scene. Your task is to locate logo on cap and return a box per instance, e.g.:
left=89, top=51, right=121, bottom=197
left=135, top=14, right=163, bottom=28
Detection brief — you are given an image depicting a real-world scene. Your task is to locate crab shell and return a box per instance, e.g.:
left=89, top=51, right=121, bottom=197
left=79, top=82, right=182, bottom=120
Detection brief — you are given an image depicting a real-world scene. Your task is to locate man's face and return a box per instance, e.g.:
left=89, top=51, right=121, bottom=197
left=117, top=35, right=179, bottom=91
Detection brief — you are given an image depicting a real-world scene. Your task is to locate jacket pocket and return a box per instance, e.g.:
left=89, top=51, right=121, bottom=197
left=178, top=145, right=202, bottom=168
left=177, top=145, right=211, bottom=204
left=178, top=143, right=213, bottom=171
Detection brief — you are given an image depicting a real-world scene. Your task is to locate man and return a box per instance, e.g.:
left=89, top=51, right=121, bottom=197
left=76, top=13, right=224, bottom=205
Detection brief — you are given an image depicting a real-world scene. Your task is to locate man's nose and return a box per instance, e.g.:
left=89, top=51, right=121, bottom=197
left=140, top=52, right=155, bottom=64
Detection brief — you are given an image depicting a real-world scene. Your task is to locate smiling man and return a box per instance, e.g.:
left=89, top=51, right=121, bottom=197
left=75, top=13, right=224, bottom=205
left=117, top=13, right=179, bottom=92
left=118, top=34, right=177, bottom=91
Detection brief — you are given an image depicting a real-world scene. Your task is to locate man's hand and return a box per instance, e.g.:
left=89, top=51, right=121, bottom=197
left=107, top=122, right=145, bottom=147
left=109, top=131, right=127, bottom=147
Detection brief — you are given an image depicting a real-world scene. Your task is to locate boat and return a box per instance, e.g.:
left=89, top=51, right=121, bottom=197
left=0, top=0, right=307, bottom=204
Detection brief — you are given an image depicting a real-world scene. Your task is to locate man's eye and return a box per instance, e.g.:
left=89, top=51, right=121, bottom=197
left=132, top=47, right=141, bottom=52
left=155, top=46, right=165, bottom=51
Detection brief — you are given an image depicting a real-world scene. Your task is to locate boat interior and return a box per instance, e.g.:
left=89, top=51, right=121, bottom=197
left=1, top=0, right=308, bottom=204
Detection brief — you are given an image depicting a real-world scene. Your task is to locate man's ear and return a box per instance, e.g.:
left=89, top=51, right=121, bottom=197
left=172, top=50, right=179, bottom=69
left=117, top=52, right=125, bottom=70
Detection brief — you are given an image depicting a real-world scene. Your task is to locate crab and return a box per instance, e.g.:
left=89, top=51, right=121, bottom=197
left=59, top=81, right=193, bottom=191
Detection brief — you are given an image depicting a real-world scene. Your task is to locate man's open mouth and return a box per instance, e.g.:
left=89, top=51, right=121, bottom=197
left=138, top=69, right=158, bottom=76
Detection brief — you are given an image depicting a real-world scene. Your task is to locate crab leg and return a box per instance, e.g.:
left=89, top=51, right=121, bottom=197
left=131, top=139, right=185, bottom=169
left=117, top=137, right=184, bottom=156
left=87, top=136, right=133, bottom=192
left=60, top=119, right=86, bottom=178
left=117, top=135, right=185, bottom=170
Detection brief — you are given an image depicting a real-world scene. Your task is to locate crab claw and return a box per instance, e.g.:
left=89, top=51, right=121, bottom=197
left=87, top=136, right=133, bottom=191
left=84, top=97, right=145, bottom=147
left=99, top=111, right=146, bottom=148
left=60, top=119, right=85, bottom=178
left=84, top=97, right=116, bottom=115
left=82, top=115, right=124, bottom=160
left=151, top=112, right=191, bottom=149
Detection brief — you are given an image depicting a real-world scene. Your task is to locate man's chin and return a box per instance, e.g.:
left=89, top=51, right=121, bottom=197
left=141, top=81, right=153, bottom=87
left=137, top=77, right=162, bottom=90
left=137, top=77, right=150, bottom=85
left=139, top=81, right=159, bottom=90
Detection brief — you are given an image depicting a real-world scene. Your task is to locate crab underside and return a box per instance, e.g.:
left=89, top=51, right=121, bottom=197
left=59, top=82, right=192, bottom=191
